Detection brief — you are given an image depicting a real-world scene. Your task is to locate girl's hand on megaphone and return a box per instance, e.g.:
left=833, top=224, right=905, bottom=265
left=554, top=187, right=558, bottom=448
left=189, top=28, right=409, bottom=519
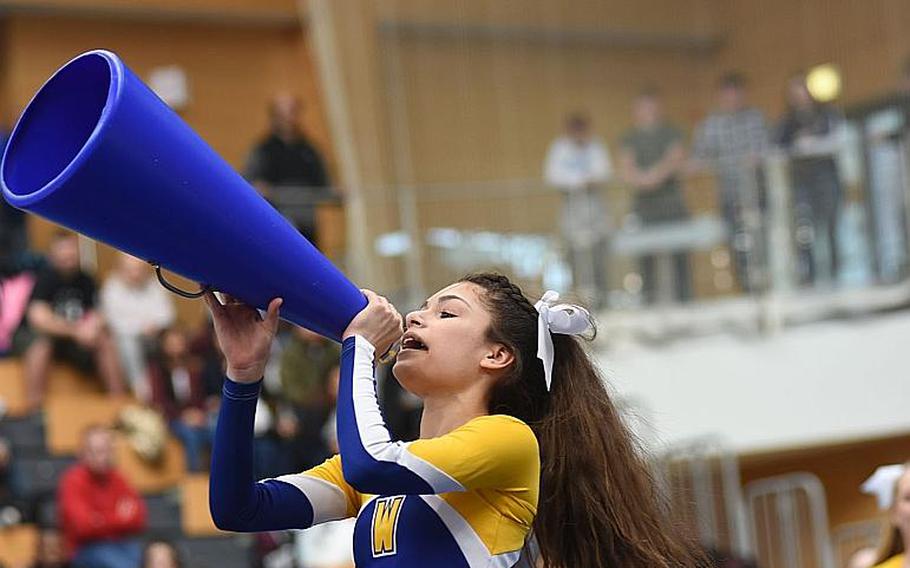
left=343, top=289, right=404, bottom=356
left=204, top=291, right=283, bottom=384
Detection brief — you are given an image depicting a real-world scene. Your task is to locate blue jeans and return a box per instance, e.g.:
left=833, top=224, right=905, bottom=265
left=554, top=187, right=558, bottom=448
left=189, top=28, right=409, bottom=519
left=171, top=419, right=213, bottom=472
left=73, top=540, right=141, bottom=568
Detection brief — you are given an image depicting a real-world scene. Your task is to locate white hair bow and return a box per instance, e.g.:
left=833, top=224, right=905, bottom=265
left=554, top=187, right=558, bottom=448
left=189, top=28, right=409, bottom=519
left=861, top=464, right=906, bottom=509
left=534, top=290, right=592, bottom=391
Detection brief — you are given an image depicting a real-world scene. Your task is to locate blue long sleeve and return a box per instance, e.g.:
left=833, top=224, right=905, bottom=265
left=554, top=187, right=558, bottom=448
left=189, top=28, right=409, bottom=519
left=337, top=336, right=463, bottom=495
left=209, top=378, right=315, bottom=532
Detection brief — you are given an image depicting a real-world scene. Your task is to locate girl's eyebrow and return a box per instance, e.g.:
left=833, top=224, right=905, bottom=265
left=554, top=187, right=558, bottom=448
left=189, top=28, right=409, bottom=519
left=417, top=295, right=471, bottom=311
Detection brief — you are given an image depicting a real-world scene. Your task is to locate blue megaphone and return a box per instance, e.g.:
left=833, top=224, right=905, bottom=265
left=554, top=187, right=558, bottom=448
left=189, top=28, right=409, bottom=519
left=0, top=50, right=366, bottom=342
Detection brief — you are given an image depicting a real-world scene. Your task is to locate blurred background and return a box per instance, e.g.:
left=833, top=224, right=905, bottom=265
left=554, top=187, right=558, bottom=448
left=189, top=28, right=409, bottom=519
left=1, top=0, right=910, bottom=567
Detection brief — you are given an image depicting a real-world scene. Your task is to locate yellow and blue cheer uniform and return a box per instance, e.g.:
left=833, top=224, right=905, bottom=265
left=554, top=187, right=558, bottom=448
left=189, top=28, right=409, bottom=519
left=872, top=555, right=905, bottom=568
left=210, top=335, right=540, bottom=567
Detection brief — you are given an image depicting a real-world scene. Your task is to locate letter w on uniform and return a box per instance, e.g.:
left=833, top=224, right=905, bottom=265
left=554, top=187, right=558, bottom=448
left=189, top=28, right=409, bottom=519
left=372, top=496, right=405, bottom=557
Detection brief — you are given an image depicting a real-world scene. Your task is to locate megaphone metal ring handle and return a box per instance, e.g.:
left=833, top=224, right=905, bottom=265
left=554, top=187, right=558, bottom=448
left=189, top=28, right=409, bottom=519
left=151, top=262, right=211, bottom=299
left=378, top=342, right=400, bottom=365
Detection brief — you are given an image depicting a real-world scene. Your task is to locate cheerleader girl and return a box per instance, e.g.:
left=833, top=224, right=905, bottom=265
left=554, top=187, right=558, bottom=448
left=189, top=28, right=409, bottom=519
left=207, top=273, right=700, bottom=567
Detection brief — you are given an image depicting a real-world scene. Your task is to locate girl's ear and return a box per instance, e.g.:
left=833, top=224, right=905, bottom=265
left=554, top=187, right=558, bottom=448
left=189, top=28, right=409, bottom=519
left=480, top=343, right=515, bottom=372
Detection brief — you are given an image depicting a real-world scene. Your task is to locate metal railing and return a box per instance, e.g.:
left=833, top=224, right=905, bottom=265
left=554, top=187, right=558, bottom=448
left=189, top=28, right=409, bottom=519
left=831, top=520, right=884, bottom=568
left=343, top=160, right=905, bottom=334
left=657, top=436, right=752, bottom=558
left=745, top=473, right=835, bottom=568
left=260, top=119, right=910, bottom=343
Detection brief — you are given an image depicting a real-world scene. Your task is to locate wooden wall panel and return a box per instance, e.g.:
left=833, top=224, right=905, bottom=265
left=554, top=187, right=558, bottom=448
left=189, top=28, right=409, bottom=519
left=311, top=0, right=721, bottom=290
left=368, top=0, right=910, bottom=190
left=387, top=36, right=713, bottom=185
left=375, top=0, right=718, bottom=36
left=4, top=13, right=331, bottom=327
left=710, top=0, right=910, bottom=119
left=374, top=18, right=719, bottom=296
left=0, top=524, right=38, bottom=568
left=0, top=0, right=297, bottom=20
left=5, top=15, right=328, bottom=169
left=741, top=433, right=910, bottom=533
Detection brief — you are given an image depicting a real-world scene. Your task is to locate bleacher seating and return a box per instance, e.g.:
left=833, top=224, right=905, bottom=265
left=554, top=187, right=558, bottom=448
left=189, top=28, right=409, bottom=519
left=0, top=355, right=232, bottom=564
left=0, top=525, right=254, bottom=568
left=44, top=365, right=104, bottom=399
left=34, top=496, right=57, bottom=528
left=0, top=359, right=29, bottom=417
left=144, top=493, right=183, bottom=540
left=23, top=364, right=188, bottom=493
left=46, top=394, right=127, bottom=455
left=178, top=535, right=254, bottom=568
left=116, top=435, right=187, bottom=494
left=181, top=473, right=225, bottom=538
left=0, top=523, right=39, bottom=567
left=19, top=490, right=190, bottom=538
left=17, top=454, right=77, bottom=507
left=0, top=357, right=104, bottom=419
left=0, top=412, right=45, bottom=457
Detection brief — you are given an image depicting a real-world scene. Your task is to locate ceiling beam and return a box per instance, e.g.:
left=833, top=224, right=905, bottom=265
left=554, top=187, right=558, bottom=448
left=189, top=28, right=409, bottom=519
left=0, top=0, right=302, bottom=28
left=379, top=20, right=723, bottom=53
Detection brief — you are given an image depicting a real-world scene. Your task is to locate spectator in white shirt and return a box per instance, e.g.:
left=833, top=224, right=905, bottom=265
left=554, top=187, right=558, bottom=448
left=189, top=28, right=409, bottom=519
left=544, top=113, right=613, bottom=308
left=100, top=254, right=175, bottom=400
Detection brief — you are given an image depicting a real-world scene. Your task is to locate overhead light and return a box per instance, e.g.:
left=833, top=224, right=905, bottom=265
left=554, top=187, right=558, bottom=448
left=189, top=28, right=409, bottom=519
left=806, top=63, right=841, bottom=102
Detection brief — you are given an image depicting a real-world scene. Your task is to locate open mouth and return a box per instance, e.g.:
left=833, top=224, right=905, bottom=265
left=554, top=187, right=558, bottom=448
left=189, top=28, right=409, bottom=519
left=401, top=335, right=428, bottom=352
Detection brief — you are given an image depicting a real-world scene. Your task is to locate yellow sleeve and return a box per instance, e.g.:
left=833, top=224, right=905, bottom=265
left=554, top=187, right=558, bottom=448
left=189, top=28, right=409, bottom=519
left=873, top=555, right=906, bottom=568
left=339, top=336, right=539, bottom=497
left=406, top=415, right=540, bottom=493
left=301, top=454, right=362, bottom=518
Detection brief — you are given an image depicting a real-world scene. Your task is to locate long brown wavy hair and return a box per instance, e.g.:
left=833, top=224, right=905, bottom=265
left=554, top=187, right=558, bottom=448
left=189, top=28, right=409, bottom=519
left=872, top=463, right=910, bottom=566
left=461, top=273, right=703, bottom=568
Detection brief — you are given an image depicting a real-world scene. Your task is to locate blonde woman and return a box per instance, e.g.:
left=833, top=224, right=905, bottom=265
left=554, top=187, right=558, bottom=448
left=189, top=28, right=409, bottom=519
left=863, top=462, right=910, bottom=568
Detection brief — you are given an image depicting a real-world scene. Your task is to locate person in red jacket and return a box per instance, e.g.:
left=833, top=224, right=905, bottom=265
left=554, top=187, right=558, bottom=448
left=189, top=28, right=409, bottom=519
left=58, top=425, right=146, bottom=568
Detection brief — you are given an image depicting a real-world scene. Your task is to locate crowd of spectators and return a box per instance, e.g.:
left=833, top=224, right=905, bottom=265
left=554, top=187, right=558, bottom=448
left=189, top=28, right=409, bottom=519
left=0, top=238, right=354, bottom=565
left=0, top=56, right=908, bottom=568
left=543, top=62, right=910, bottom=304
left=0, top=92, right=361, bottom=568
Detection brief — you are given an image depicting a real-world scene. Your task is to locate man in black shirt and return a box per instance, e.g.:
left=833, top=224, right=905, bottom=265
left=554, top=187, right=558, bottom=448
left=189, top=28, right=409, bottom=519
left=619, top=88, right=692, bottom=304
left=14, top=233, right=125, bottom=411
left=776, top=74, right=844, bottom=286
left=245, top=93, right=334, bottom=247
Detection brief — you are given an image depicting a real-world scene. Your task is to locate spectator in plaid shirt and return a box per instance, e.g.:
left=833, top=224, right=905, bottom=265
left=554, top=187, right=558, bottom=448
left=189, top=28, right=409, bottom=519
left=691, top=72, right=771, bottom=293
